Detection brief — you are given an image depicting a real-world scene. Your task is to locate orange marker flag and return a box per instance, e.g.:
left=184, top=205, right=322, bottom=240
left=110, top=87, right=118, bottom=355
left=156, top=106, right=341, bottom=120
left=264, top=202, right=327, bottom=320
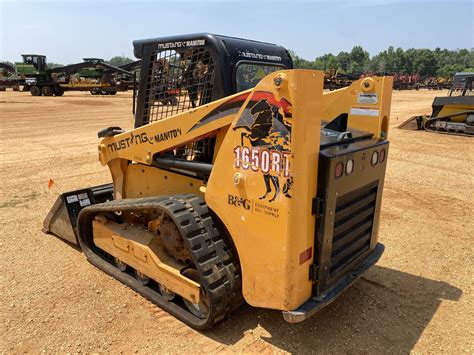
left=47, top=178, right=55, bottom=189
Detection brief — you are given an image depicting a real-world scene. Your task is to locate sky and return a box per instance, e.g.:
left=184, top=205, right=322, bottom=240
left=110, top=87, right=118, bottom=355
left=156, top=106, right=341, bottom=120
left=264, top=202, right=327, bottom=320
left=0, top=0, right=473, bottom=65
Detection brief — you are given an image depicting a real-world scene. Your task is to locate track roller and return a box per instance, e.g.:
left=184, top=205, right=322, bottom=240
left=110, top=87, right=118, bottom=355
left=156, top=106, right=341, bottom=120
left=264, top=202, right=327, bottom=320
left=135, top=270, right=150, bottom=285
left=158, top=284, right=176, bottom=301
left=114, top=257, right=127, bottom=272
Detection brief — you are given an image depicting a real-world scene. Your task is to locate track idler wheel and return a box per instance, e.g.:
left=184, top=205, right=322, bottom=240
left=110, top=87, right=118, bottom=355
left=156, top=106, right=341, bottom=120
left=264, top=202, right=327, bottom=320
left=182, top=268, right=210, bottom=319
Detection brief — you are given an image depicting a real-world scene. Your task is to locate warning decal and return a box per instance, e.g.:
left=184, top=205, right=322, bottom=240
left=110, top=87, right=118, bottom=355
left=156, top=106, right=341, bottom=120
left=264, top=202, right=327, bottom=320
left=350, top=107, right=380, bottom=117
left=66, top=195, right=78, bottom=204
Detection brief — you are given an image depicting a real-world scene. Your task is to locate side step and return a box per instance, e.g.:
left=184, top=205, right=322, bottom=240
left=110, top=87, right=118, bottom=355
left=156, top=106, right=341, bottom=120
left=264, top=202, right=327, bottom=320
left=42, top=183, right=113, bottom=245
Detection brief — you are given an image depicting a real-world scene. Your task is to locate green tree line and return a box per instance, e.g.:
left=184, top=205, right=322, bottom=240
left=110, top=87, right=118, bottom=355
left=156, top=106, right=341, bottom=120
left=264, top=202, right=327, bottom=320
left=107, top=56, right=134, bottom=67
left=290, top=46, right=474, bottom=77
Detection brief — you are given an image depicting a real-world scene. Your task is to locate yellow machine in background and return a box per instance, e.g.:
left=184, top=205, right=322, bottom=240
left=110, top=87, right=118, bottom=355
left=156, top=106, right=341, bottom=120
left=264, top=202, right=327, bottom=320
left=44, top=34, right=393, bottom=329
left=399, top=72, right=473, bottom=136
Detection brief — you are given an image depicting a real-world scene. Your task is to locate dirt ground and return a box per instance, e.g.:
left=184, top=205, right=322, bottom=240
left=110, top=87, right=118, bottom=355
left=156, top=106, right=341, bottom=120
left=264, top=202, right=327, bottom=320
left=1, top=89, right=473, bottom=353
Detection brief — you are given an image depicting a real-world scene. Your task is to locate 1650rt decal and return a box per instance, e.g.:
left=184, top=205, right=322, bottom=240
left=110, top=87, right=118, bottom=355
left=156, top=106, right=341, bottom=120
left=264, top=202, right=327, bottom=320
left=233, top=91, right=293, bottom=202
left=233, top=147, right=291, bottom=177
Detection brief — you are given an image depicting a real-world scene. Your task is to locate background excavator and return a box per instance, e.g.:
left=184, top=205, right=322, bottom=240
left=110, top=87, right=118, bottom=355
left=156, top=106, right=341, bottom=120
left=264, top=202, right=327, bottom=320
left=43, top=33, right=393, bottom=329
left=399, top=72, right=473, bottom=136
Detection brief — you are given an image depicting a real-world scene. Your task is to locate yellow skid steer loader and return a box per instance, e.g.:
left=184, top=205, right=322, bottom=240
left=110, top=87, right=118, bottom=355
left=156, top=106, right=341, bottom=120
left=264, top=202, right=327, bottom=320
left=43, top=33, right=393, bottom=329
left=399, top=72, right=473, bottom=136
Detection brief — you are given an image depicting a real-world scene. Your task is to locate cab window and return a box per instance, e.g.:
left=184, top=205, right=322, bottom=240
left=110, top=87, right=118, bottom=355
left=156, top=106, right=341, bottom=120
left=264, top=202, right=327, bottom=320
left=235, top=63, right=284, bottom=92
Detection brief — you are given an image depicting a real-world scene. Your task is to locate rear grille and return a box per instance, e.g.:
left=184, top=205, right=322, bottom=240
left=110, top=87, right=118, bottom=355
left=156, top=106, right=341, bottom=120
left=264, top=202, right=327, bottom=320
left=329, top=180, right=378, bottom=281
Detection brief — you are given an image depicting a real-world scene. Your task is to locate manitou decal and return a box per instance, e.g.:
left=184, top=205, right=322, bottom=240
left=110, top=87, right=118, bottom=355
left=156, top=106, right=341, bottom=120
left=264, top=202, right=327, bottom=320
left=158, top=39, right=205, bottom=50
left=233, top=92, right=293, bottom=202
left=107, top=129, right=182, bottom=152
left=237, top=51, right=282, bottom=62
left=152, top=128, right=182, bottom=143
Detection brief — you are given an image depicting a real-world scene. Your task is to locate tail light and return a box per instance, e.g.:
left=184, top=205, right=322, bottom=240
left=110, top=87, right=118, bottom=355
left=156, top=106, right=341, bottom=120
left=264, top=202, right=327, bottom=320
left=335, top=162, right=344, bottom=178
left=379, top=148, right=386, bottom=163
left=346, top=159, right=354, bottom=174
left=336, top=150, right=383, bottom=179
left=371, top=151, right=378, bottom=166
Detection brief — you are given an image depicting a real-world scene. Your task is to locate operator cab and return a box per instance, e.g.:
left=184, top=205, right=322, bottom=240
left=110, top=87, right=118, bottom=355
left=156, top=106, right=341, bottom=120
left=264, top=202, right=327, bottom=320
left=132, top=33, right=293, bottom=127
left=449, top=72, right=473, bottom=97
left=130, top=33, right=382, bottom=166
left=21, top=54, right=47, bottom=71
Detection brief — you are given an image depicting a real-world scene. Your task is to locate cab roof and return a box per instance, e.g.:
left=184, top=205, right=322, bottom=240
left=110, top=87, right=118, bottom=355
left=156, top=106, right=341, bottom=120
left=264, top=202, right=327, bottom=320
left=133, top=33, right=293, bottom=68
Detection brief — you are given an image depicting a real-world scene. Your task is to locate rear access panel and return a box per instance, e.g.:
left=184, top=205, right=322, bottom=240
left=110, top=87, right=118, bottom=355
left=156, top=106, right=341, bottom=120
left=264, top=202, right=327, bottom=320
left=314, top=138, right=389, bottom=296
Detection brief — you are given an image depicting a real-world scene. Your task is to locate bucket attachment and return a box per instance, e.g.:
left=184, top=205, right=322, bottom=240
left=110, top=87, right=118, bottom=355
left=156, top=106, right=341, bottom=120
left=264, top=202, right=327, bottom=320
left=43, top=183, right=113, bottom=245
left=398, top=115, right=424, bottom=130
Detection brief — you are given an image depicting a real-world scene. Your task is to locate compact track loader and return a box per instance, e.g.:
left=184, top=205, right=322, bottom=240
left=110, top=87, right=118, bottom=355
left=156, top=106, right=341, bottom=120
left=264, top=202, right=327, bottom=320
left=43, top=33, right=393, bottom=329
left=399, top=72, right=473, bottom=136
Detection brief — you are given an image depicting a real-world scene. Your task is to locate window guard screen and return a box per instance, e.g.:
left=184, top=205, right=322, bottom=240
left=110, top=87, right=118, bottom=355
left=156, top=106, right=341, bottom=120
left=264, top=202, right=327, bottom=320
left=143, top=48, right=215, bottom=125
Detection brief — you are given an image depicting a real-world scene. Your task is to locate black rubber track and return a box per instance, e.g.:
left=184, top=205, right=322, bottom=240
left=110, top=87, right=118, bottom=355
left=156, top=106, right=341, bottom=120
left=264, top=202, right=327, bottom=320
left=77, top=195, right=242, bottom=330
left=175, top=195, right=243, bottom=312
left=424, top=110, right=474, bottom=137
